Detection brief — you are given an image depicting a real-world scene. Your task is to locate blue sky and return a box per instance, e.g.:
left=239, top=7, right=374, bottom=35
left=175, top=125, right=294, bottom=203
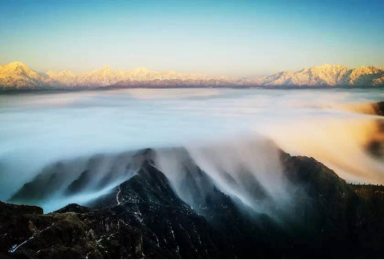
left=0, top=0, right=383, bottom=76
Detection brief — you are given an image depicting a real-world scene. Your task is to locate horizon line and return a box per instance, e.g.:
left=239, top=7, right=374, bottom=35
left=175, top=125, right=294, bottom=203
left=2, top=60, right=384, bottom=79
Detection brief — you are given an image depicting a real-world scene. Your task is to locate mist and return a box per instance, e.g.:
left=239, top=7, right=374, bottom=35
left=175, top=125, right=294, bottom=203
left=0, top=88, right=383, bottom=213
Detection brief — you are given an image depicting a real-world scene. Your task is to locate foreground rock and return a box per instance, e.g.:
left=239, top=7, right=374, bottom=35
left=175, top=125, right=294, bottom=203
left=1, top=152, right=384, bottom=258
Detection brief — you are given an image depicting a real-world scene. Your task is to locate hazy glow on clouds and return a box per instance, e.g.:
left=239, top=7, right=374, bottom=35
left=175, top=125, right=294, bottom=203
left=0, top=0, right=383, bottom=76
left=1, top=88, right=384, bottom=202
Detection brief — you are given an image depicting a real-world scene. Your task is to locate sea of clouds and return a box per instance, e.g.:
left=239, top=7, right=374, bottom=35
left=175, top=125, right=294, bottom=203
left=0, top=88, right=383, bottom=211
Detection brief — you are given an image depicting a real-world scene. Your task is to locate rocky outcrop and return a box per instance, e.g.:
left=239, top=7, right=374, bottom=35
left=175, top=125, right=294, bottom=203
left=0, top=201, right=143, bottom=259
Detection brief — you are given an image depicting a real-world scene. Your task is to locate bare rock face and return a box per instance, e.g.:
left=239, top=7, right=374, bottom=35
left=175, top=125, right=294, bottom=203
left=2, top=151, right=384, bottom=258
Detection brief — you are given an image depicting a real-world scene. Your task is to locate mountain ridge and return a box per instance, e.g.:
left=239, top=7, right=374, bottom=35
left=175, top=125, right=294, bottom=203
left=1, top=61, right=383, bottom=90
left=2, top=149, right=384, bottom=258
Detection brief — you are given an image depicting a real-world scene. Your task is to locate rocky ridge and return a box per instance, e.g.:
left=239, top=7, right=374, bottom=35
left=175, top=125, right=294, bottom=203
left=1, top=149, right=384, bottom=258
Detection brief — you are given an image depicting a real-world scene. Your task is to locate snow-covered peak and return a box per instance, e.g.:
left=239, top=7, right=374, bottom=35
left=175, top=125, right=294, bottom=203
left=0, top=61, right=30, bottom=73
left=7, top=61, right=28, bottom=68
left=0, top=61, right=383, bottom=89
left=0, top=62, right=49, bottom=88
left=261, top=64, right=384, bottom=87
left=46, top=70, right=57, bottom=76
left=100, top=65, right=111, bottom=71
left=132, top=67, right=151, bottom=75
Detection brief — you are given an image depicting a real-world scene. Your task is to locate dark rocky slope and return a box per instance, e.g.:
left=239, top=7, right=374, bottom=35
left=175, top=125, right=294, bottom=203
left=373, top=101, right=384, bottom=116
left=1, top=151, right=384, bottom=258
left=281, top=152, right=384, bottom=258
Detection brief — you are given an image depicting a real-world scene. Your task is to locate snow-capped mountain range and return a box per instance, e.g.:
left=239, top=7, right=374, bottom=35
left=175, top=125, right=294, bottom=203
left=0, top=61, right=383, bottom=90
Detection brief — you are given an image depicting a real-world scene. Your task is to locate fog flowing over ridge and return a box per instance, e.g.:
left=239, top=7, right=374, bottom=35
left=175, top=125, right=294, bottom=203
left=1, top=61, right=384, bottom=89
left=7, top=138, right=292, bottom=215
left=0, top=88, right=384, bottom=213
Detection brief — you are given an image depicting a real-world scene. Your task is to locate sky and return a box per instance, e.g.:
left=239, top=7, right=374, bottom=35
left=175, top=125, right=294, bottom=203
left=0, top=0, right=383, bottom=77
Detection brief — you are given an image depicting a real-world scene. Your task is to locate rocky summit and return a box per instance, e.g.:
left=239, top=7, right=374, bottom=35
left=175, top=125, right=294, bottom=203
left=1, top=150, right=384, bottom=258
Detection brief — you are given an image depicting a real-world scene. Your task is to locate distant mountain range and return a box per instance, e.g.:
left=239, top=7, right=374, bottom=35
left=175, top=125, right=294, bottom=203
left=1, top=61, right=383, bottom=90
